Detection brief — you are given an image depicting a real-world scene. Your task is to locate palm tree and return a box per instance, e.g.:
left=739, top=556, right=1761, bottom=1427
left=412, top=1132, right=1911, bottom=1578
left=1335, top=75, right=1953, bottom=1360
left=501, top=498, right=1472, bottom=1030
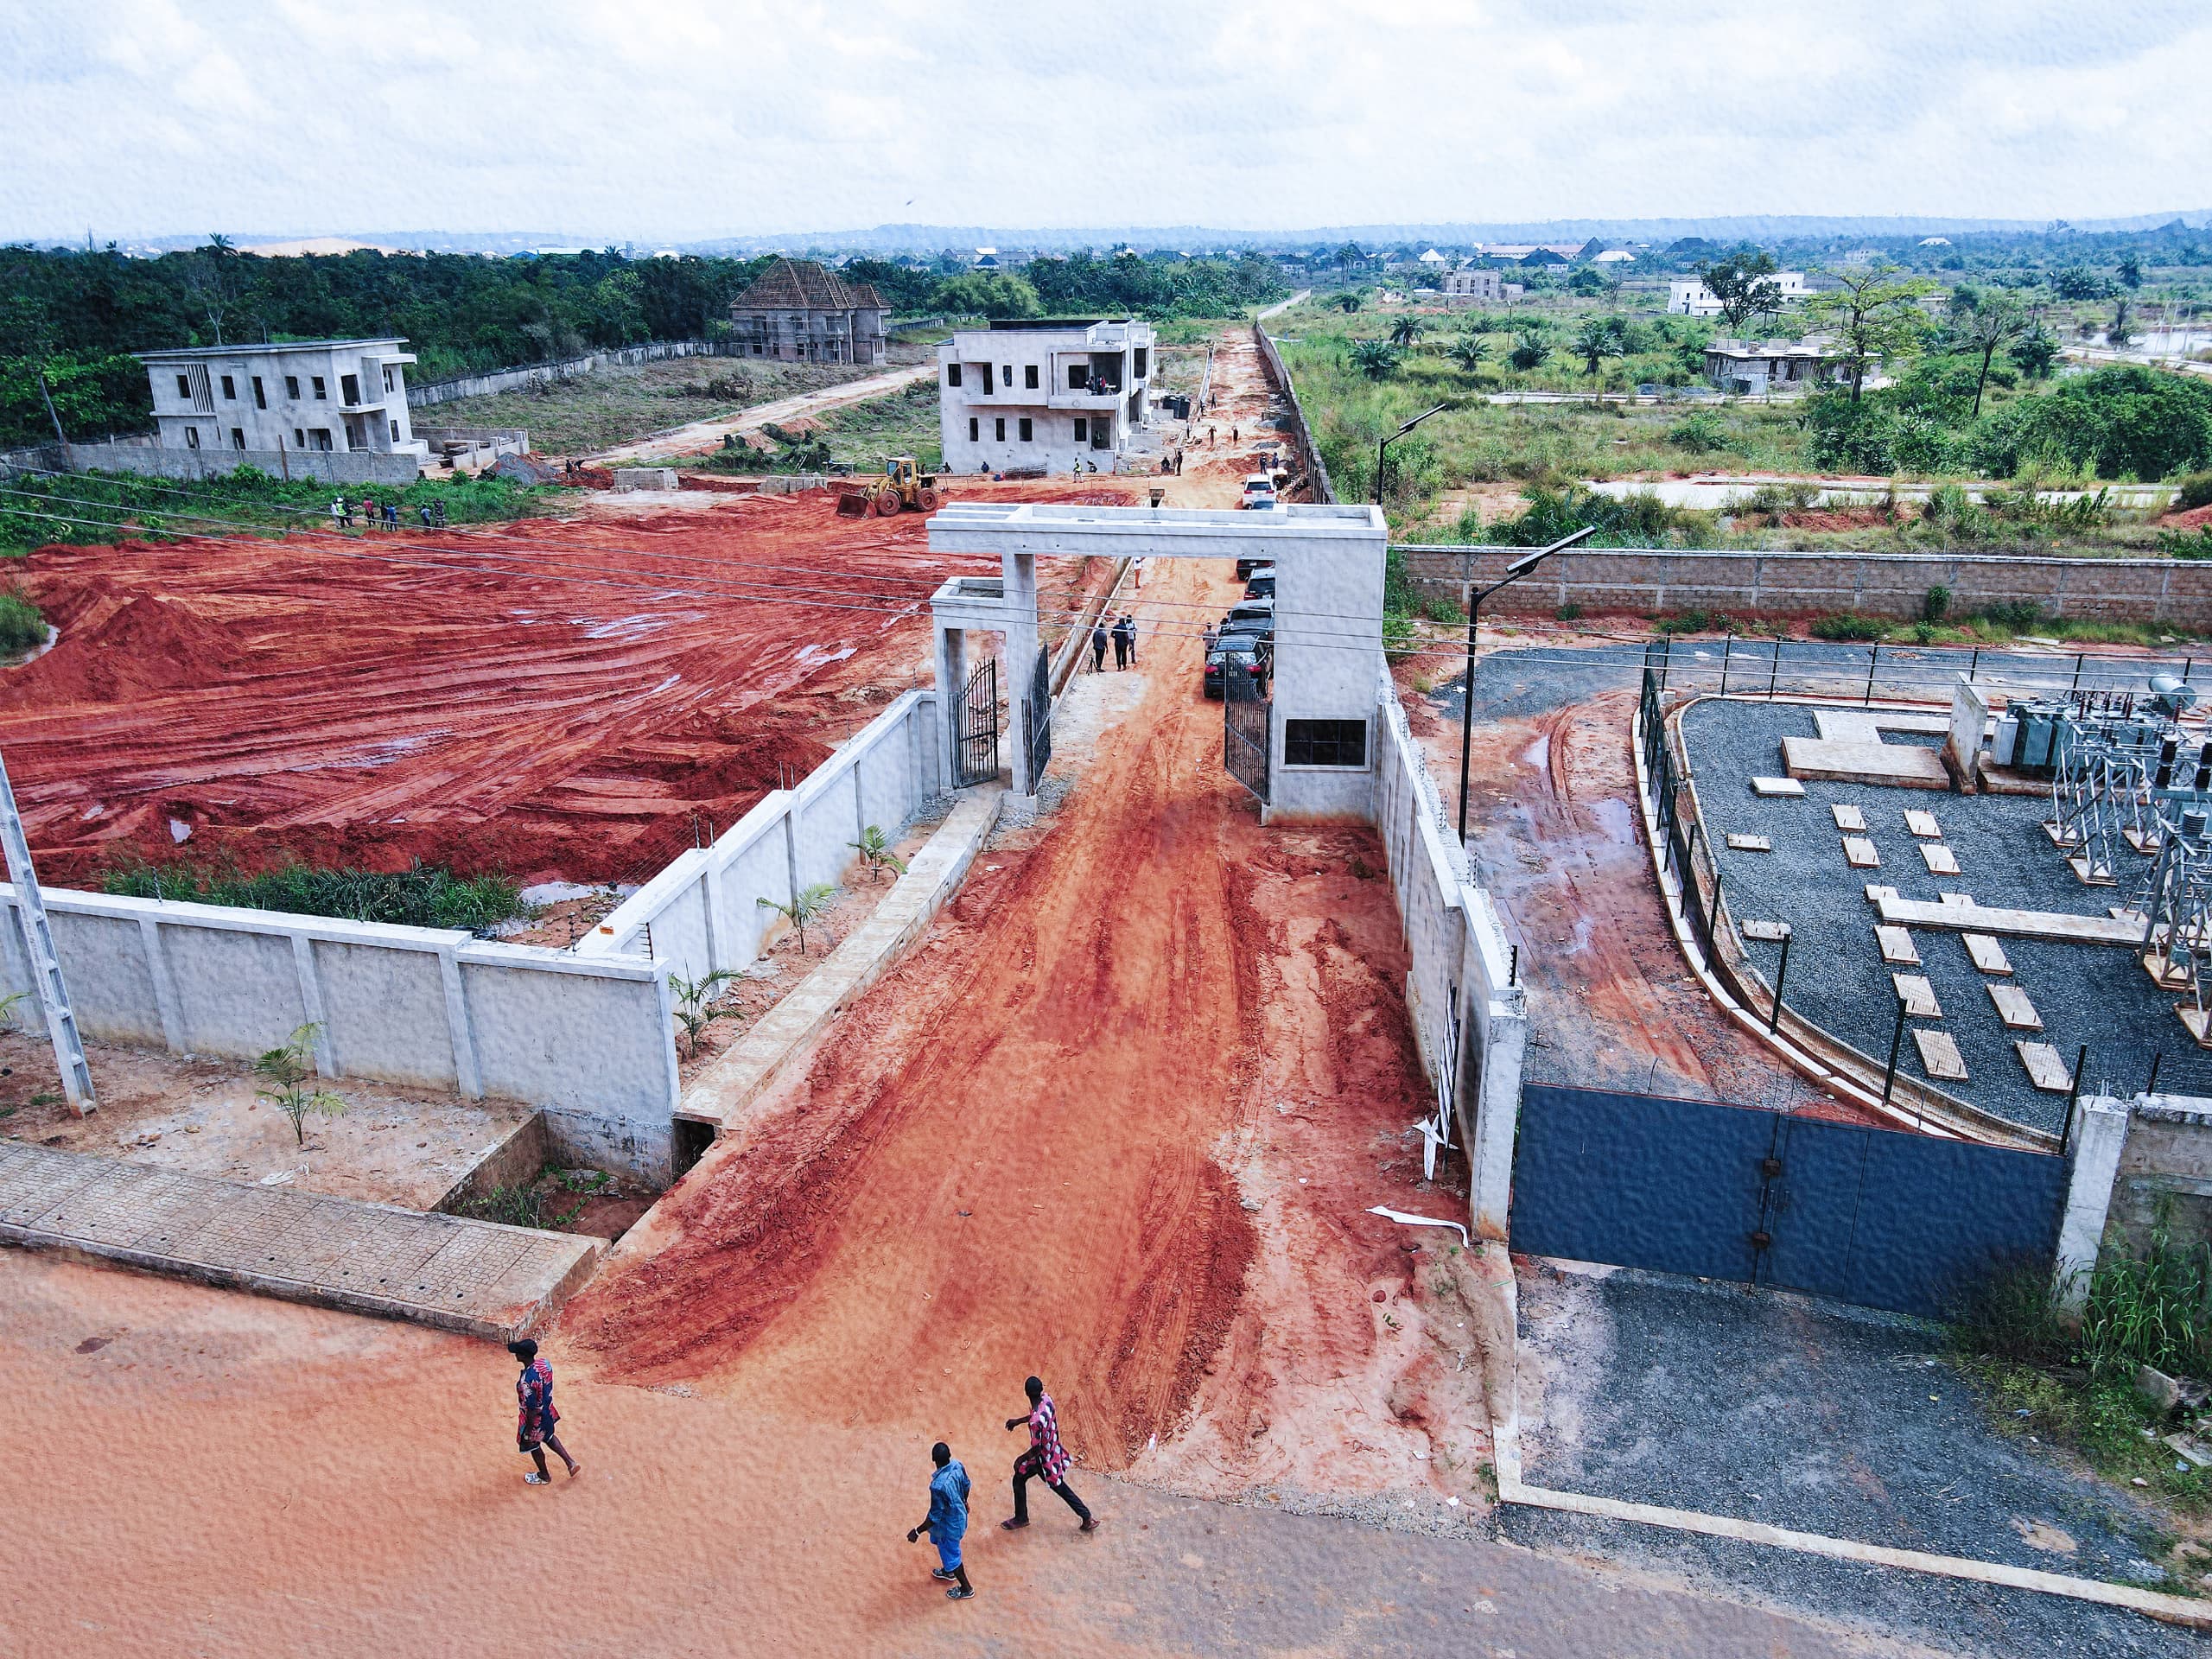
left=1508, top=328, right=1553, bottom=372
left=1389, top=313, right=1427, bottom=349
left=1958, top=292, right=2027, bottom=416
left=1446, top=334, right=1491, bottom=373
left=1572, top=318, right=1621, bottom=377
left=849, top=824, right=907, bottom=882
left=1348, top=339, right=1404, bottom=379
left=758, top=881, right=837, bottom=955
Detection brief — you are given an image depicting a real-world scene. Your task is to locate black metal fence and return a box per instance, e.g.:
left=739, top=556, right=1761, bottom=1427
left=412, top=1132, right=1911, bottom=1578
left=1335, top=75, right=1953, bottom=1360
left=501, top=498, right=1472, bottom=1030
left=1637, top=653, right=1722, bottom=970
left=1224, top=674, right=1270, bottom=803
left=953, top=658, right=998, bottom=788
left=1023, top=645, right=1052, bottom=794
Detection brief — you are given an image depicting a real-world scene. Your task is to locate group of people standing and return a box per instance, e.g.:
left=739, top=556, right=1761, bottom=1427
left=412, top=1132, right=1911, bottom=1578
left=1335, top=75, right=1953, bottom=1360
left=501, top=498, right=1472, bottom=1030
left=1090, top=611, right=1141, bottom=673
left=328, top=493, right=445, bottom=531
left=907, top=1375, right=1097, bottom=1602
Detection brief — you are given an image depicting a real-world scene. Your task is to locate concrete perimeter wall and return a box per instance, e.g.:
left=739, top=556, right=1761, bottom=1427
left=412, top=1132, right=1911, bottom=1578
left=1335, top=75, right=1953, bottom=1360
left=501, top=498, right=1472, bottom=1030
left=1254, top=324, right=1337, bottom=505
left=1397, top=543, right=2212, bottom=627
left=1372, top=668, right=1528, bottom=1239
left=577, top=690, right=944, bottom=984
left=407, top=340, right=734, bottom=408
left=7, top=439, right=420, bottom=486
left=0, top=889, right=681, bottom=1185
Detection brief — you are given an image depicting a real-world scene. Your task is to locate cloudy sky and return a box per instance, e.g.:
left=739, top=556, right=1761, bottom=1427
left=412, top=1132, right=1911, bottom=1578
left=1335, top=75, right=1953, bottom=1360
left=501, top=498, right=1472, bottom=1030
left=3, top=0, right=2207, bottom=243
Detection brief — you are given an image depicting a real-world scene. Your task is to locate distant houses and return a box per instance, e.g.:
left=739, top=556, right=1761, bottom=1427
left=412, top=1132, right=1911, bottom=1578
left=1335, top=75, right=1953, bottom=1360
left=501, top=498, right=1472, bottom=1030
left=1702, top=337, right=1847, bottom=395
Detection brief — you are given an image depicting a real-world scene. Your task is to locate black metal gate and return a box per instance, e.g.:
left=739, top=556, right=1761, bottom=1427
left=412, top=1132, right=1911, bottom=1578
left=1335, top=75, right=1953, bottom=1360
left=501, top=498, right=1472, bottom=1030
left=1509, top=1084, right=2069, bottom=1319
left=1224, top=674, right=1270, bottom=803
left=1023, top=644, right=1052, bottom=794
left=952, top=658, right=998, bottom=787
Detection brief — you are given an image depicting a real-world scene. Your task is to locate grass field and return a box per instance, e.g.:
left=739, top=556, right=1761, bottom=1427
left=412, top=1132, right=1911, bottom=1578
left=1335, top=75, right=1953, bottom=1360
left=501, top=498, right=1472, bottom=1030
left=413, top=346, right=931, bottom=454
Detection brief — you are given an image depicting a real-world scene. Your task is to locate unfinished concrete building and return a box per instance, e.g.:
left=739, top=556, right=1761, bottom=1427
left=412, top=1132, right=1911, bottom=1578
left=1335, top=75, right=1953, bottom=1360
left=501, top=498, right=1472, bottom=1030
left=141, top=339, right=427, bottom=461
left=937, top=318, right=1155, bottom=475
left=726, top=258, right=892, bottom=365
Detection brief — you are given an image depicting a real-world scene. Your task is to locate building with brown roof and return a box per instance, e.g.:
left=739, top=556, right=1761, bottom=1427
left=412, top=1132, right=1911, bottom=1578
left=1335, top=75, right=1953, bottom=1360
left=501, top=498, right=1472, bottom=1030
left=728, top=258, right=893, bottom=365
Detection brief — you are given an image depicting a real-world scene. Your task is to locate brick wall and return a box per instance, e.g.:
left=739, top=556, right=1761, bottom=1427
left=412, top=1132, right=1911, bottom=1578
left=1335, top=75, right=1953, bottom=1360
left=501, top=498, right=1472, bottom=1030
left=1398, top=543, right=2212, bottom=627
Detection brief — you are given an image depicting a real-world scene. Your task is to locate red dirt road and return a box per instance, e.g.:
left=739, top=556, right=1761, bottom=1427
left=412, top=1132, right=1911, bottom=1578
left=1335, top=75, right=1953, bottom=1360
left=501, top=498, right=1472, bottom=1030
left=564, top=556, right=1492, bottom=1503
left=3, top=480, right=1135, bottom=887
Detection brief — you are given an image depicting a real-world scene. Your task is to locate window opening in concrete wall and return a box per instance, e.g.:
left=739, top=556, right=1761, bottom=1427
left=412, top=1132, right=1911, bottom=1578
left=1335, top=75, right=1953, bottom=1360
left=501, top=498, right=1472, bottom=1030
left=1019, top=417, right=1033, bottom=442
left=231, top=428, right=245, bottom=449
left=183, top=426, right=200, bottom=448
left=969, top=416, right=979, bottom=441
left=982, top=364, right=994, bottom=394
left=389, top=420, right=400, bottom=442
left=312, top=377, right=327, bottom=400
left=293, top=428, right=305, bottom=448
left=1024, top=364, right=1039, bottom=388
left=310, top=429, right=332, bottom=451
left=1073, top=417, right=1088, bottom=442
left=285, top=375, right=300, bottom=399
left=995, top=417, right=1006, bottom=442
left=220, top=374, right=236, bottom=400
left=340, top=374, right=359, bottom=404
left=1135, top=347, right=1148, bottom=377
left=947, top=362, right=962, bottom=387
left=382, top=366, right=395, bottom=393
left=1090, top=422, right=1111, bottom=449
left=175, top=374, right=190, bottom=399
left=1284, top=718, right=1369, bottom=768
left=1068, top=364, right=1089, bottom=388
left=1002, top=363, right=1013, bottom=386
left=252, top=377, right=266, bottom=409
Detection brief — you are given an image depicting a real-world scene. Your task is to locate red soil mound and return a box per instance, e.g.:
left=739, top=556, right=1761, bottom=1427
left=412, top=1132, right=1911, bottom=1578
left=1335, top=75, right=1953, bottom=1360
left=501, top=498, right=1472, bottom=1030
left=3, top=479, right=1136, bottom=887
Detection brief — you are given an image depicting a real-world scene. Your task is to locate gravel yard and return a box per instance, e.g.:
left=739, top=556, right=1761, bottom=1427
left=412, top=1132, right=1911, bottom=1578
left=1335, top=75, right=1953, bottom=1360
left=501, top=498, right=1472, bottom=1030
left=1682, top=697, right=2212, bottom=1134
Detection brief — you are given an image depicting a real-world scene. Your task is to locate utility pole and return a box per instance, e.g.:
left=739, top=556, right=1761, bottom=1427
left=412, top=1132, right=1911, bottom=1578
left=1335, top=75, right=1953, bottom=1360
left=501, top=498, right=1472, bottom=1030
left=0, top=750, right=94, bottom=1114
left=1457, top=526, right=1596, bottom=843
left=35, top=371, right=67, bottom=447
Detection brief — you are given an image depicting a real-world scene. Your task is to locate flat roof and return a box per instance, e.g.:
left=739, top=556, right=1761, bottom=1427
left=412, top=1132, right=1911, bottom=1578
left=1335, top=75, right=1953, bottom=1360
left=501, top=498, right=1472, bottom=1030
left=137, top=338, right=409, bottom=359
left=985, top=317, right=1112, bottom=330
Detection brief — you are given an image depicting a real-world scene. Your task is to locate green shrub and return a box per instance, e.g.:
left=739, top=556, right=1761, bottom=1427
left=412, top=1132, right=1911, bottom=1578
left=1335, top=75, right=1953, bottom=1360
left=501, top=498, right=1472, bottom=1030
left=2178, top=471, right=2212, bottom=511
left=1809, top=613, right=1886, bottom=642
left=1555, top=601, right=1584, bottom=622
left=0, top=588, right=46, bottom=653
left=1923, top=583, right=1952, bottom=623
left=101, top=858, right=527, bottom=931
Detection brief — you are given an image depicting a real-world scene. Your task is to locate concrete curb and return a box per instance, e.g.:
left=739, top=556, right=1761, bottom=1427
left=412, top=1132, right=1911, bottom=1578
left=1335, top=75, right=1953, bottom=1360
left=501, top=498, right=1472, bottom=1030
left=1470, top=1243, right=2211, bottom=1630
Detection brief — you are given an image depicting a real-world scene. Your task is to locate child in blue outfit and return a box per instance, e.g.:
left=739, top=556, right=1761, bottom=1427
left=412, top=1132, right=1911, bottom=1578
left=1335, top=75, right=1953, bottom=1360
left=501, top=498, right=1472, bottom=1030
left=907, top=1441, right=974, bottom=1600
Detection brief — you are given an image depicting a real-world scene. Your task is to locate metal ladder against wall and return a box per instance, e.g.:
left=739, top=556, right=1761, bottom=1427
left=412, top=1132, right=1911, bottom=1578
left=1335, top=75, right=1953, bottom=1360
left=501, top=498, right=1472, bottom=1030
left=0, top=752, right=93, bottom=1113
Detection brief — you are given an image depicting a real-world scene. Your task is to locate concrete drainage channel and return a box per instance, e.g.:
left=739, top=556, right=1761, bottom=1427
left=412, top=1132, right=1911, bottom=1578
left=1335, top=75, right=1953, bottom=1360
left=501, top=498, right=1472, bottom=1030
left=1463, top=1241, right=2212, bottom=1637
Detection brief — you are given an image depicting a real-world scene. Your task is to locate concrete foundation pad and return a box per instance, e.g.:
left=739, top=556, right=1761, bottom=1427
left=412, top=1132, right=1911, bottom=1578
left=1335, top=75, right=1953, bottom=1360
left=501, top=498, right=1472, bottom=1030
left=1782, top=736, right=1952, bottom=790
left=1878, top=893, right=2145, bottom=946
left=0, top=1140, right=598, bottom=1339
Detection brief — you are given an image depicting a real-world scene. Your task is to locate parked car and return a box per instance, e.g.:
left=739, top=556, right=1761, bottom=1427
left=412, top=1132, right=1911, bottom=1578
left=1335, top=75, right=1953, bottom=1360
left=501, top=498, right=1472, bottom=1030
left=1243, top=571, right=1275, bottom=601
left=1223, top=601, right=1274, bottom=644
left=1236, top=556, right=1270, bottom=580
left=1240, top=473, right=1278, bottom=510
left=1204, top=633, right=1269, bottom=700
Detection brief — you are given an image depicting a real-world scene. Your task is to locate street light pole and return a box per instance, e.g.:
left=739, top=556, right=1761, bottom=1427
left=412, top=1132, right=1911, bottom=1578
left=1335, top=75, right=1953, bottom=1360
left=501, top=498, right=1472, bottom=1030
left=1376, top=403, right=1451, bottom=506
left=1456, top=526, right=1596, bottom=846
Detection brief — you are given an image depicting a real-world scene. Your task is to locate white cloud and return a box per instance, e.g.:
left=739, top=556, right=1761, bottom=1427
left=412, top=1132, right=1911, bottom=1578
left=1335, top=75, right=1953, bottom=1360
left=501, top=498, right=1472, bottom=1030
left=0, top=0, right=2205, bottom=241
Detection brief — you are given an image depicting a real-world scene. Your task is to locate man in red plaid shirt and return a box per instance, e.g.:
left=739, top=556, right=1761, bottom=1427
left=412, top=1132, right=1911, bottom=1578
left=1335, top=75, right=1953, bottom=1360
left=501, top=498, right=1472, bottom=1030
left=1001, top=1375, right=1097, bottom=1532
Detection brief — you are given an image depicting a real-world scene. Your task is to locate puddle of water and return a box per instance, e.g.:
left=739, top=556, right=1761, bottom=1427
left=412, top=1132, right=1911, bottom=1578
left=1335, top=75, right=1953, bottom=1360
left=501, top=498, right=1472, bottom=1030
left=1521, top=734, right=1550, bottom=770
left=1587, top=797, right=1637, bottom=846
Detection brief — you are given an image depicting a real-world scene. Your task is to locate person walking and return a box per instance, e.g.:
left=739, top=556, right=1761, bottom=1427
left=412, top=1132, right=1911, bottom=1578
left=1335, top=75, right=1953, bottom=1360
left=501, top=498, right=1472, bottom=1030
left=330, top=494, right=346, bottom=531
left=906, top=1441, right=975, bottom=1600
left=1208, top=424, right=1217, bottom=447
left=1002, top=1376, right=1095, bottom=1532
left=418, top=502, right=435, bottom=528
left=1202, top=623, right=1217, bottom=653
left=1117, top=612, right=1138, bottom=667
left=1231, top=425, right=1240, bottom=443
left=1090, top=620, right=1109, bottom=673
left=384, top=499, right=399, bottom=529
left=359, top=495, right=377, bottom=528
left=508, top=1338, right=580, bottom=1485
left=1110, top=614, right=1130, bottom=671
left=431, top=499, right=447, bottom=528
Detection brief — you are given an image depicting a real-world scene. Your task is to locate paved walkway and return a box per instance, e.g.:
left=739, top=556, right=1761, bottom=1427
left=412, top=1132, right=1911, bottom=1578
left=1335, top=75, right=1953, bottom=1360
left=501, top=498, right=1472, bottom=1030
left=0, top=1140, right=599, bottom=1339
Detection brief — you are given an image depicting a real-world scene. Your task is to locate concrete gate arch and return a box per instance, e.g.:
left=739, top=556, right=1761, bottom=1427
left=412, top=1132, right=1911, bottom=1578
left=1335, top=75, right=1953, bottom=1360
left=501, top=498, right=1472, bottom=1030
left=925, top=502, right=1389, bottom=815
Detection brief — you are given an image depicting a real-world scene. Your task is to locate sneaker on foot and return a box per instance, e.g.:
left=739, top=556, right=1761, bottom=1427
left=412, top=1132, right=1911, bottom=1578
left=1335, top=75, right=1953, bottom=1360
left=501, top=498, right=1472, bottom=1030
left=946, top=1586, right=976, bottom=1601
left=1079, top=1516, right=1098, bottom=1532
left=524, top=1472, right=549, bottom=1485
left=931, top=1568, right=957, bottom=1583
left=1000, top=1517, right=1029, bottom=1530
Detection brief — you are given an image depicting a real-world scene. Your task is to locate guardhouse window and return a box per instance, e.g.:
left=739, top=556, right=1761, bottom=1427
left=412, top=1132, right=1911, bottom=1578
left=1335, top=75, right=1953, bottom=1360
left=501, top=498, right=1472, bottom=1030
left=1283, top=719, right=1369, bottom=769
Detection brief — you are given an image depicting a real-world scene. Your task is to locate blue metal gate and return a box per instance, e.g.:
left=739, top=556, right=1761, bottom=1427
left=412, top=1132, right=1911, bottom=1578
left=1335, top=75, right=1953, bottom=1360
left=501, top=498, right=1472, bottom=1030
left=1510, top=1085, right=2068, bottom=1319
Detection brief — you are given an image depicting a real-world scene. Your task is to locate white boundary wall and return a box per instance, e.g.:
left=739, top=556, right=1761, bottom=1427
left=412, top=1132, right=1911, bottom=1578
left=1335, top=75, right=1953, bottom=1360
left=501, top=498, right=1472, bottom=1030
left=577, top=689, right=944, bottom=983
left=1372, top=667, right=1528, bottom=1239
left=0, top=889, right=682, bottom=1184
